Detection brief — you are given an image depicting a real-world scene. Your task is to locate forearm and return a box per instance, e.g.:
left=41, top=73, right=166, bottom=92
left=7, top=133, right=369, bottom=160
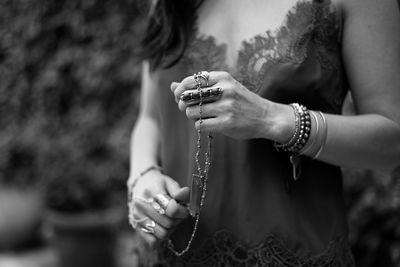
left=269, top=103, right=400, bottom=170
left=314, top=113, right=400, bottom=170
left=129, top=115, right=161, bottom=178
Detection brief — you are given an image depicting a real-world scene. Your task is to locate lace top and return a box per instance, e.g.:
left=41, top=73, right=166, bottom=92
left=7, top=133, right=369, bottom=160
left=150, top=0, right=355, bottom=266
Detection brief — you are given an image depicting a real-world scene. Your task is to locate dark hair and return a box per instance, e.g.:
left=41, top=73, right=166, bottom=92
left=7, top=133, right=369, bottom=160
left=140, top=0, right=203, bottom=70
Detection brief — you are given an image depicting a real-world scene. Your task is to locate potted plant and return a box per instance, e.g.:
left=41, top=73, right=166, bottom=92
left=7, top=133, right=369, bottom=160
left=43, top=158, right=125, bottom=267
left=0, top=136, right=44, bottom=251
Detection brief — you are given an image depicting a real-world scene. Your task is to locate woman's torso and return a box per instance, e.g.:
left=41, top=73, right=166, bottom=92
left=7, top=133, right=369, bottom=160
left=152, top=0, right=354, bottom=266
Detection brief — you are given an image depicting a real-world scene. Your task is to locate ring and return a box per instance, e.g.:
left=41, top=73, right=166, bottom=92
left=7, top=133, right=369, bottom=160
left=196, top=71, right=209, bottom=87
left=132, top=195, right=169, bottom=215
left=151, top=199, right=166, bottom=215
left=154, top=194, right=172, bottom=211
left=180, top=87, right=223, bottom=104
left=197, top=71, right=209, bottom=80
left=128, top=213, right=147, bottom=229
left=140, top=219, right=156, bottom=234
left=150, top=194, right=171, bottom=215
left=194, top=71, right=209, bottom=87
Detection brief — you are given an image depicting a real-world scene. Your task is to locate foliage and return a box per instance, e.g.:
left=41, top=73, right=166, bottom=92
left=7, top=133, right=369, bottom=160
left=0, top=0, right=143, bottom=210
left=344, top=167, right=400, bottom=267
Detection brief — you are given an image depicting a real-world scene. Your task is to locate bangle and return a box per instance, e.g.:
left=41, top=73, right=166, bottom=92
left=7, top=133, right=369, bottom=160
left=127, top=165, right=162, bottom=201
left=137, top=165, right=162, bottom=179
left=313, top=112, right=327, bottom=159
left=274, top=103, right=301, bottom=150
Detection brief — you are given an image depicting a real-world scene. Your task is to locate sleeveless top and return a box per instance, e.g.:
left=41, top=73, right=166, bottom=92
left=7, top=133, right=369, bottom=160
left=148, top=0, right=355, bottom=266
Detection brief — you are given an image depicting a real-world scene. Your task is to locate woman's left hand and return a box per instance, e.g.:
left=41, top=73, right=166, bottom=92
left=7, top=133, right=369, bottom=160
left=171, top=71, right=289, bottom=140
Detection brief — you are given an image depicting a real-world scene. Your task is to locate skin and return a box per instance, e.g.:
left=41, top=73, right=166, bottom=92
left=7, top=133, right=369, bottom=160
left=128, top=0, right=400, bottom=246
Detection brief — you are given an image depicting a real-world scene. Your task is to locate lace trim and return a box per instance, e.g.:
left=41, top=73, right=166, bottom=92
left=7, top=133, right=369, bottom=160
left=182, top=0, right=346, bottom=110
left=156, top=230, right=355, bottom=267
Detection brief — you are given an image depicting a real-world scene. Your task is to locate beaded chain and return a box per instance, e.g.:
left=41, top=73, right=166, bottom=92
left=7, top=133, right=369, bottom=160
left=167, top=72, right=213, bottom=256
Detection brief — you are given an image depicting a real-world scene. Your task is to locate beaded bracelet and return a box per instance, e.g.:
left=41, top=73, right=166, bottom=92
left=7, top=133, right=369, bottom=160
left=274, top=103, right=301, bottom=150
left=274, top=103, right=311, bottom=154
left=300, top=110, right=319, bottom=156
left=289, top=104, right=311, bottom=153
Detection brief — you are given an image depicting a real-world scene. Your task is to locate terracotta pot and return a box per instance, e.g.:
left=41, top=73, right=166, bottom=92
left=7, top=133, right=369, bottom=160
left=0, top=187, right=43, bottom=251
left=45, top=209, right=122, bottom=267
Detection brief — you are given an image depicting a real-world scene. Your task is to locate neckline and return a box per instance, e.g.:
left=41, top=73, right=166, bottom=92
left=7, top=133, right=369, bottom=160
left=192, top=0, right=313, bottom=69
left=188, top=0, right=339, bottom=71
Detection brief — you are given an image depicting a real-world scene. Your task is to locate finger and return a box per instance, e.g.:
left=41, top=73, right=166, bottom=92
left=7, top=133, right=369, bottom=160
left=165, top=199, right=190, bottom=219
left=194, top=117, right=222, bottom=133
left=170, top=82, right=179, bottom=92
left=173, top=72, right=219, bottom=103
left=129, top=210, right=157, bottom=246
left=184, top=102, right=219, bottom=120
left=136, top=217, right=169, bottom=240
left=178, top=87, right=223, bottom=111
left=133, top=197, right=176, bottom=229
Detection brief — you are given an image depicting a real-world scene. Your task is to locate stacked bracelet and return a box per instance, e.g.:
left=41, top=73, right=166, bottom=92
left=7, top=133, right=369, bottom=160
left=274, top=104, right=329, bottom=181
left=274, top=103, right=312, bottom=181
left=274, top=103, right=311, bottom=154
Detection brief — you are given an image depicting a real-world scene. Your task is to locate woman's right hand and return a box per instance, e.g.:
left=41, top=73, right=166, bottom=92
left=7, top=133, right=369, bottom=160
left=127, top=169, right=190, bottom=246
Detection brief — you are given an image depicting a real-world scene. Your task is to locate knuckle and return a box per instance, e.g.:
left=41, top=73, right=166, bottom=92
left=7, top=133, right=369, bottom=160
left=222, top=98, right=234, bottom=111
left=224, top=113, right=234, bottom=125
left=223, top=87, right=235, bottom=98
left=143, top=188, right=153, bottom=198
left=220, top=71, right=231, bottom=80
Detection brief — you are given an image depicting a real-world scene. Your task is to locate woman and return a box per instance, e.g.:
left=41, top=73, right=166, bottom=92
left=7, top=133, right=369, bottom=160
left=128, top=0, right=400, bottom=266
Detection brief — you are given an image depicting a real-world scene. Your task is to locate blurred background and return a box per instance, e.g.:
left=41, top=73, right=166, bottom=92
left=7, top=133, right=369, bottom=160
left=0, top=0, right=399, bottom=267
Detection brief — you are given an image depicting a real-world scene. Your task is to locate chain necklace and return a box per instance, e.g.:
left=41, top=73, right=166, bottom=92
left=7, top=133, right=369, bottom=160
left=167, top=73, right=213, bottom=256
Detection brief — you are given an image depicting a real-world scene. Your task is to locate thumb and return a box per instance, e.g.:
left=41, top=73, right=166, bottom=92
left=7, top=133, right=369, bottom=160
left=171, top=187, right=190, bottom=204
left=164, top=178, right=181, bottom=196
left=165, top=179, right=190, bottom=204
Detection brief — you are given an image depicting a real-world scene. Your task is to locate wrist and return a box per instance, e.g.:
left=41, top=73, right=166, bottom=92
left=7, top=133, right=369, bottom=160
left=129, top=159, right=159, bottom=178
left=128, top=165, right=162, bottom=188
left=261, top=102, right=295, bottom=143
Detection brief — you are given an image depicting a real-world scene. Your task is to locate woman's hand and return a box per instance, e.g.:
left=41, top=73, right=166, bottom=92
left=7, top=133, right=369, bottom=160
left=171, top=71, right=292, bottom=141
left=127, top=170, right=190, bottom=247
